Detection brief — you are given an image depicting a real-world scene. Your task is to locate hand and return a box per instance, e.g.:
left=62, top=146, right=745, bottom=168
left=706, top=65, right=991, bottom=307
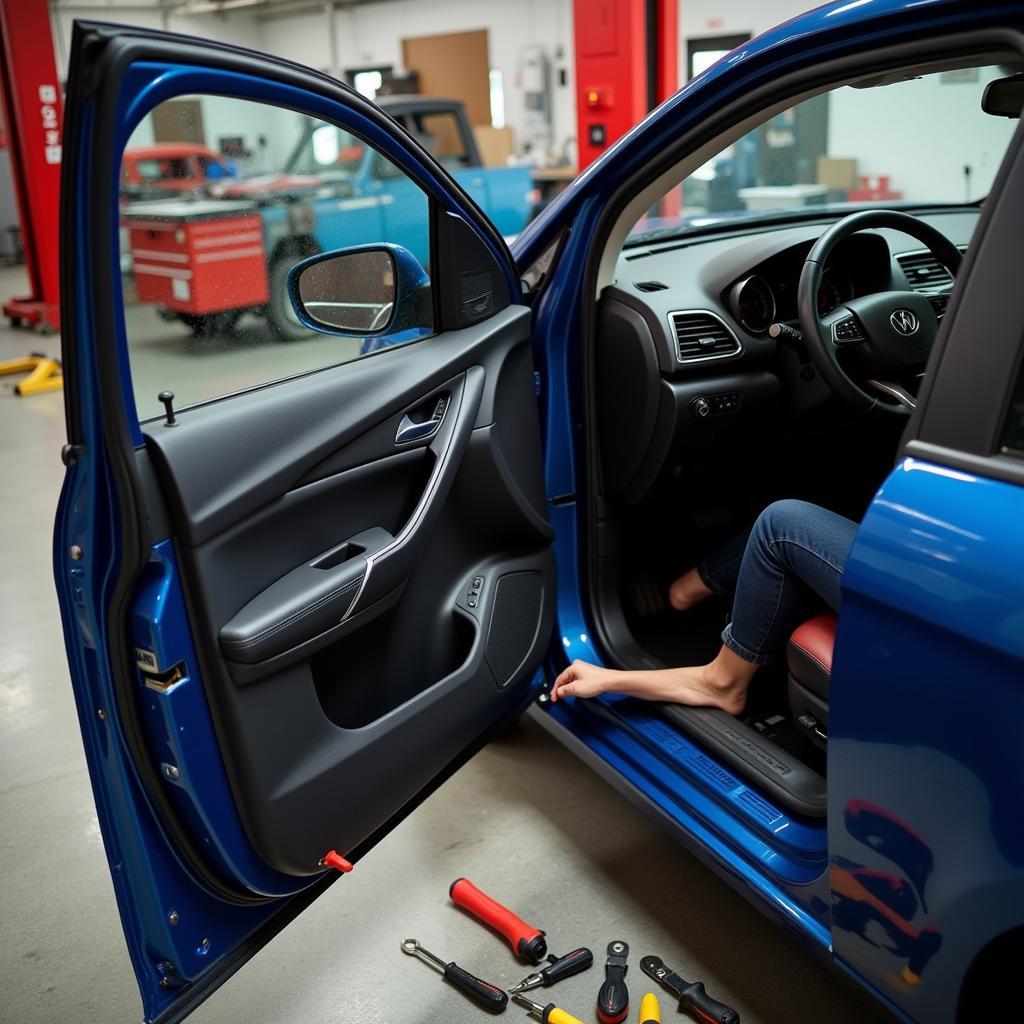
left=549, top=660, right=620, bottom=702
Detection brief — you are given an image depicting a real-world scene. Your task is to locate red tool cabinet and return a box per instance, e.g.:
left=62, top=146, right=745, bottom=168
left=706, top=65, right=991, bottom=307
left=124, top=199, right=269, bottom=314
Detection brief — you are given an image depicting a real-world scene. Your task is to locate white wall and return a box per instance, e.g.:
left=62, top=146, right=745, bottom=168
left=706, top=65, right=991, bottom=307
left=827, top=67, right=1017, bottom=202
left=51, top=3, right=263, bottom=72
left=257, top=0, right=577, bottom=164
left=678, top=0, right=815, bottom=78
left=51, top=0, right=577, bottom=163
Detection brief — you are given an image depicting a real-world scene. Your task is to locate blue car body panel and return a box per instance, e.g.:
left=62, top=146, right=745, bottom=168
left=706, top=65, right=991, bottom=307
left=55, top=3, right=1024, bottom=1022
left=828, top=458, right=1024, bottom=1021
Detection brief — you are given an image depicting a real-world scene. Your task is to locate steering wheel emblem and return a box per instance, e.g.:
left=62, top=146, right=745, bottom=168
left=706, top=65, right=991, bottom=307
left=890, top=308, right=920, bottom=335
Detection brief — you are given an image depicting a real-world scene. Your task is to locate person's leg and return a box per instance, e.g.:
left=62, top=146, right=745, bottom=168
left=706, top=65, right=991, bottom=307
left=552, top=500, right=858, bottom=712
left=669, top=527, right=750, bottom=610
left=721, top=499, right=857, bottom=666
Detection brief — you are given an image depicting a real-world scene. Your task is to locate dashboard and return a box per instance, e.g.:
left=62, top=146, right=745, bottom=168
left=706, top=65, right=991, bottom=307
left=727, top=232, right=891, bottom=333
left=596, top=209, right=978, bottom=502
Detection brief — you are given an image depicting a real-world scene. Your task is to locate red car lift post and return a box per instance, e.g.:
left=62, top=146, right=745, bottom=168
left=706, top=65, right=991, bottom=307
left=0, top=0, right=63, bottom=335
left=573, top=0, right=679, bottom=170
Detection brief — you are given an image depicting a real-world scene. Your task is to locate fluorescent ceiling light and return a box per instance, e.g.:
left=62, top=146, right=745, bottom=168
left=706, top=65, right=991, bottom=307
left=175, top=0, right=265, bottom=14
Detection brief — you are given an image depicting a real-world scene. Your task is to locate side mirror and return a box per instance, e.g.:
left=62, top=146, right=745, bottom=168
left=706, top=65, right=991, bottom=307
left=287, top=244, right=429, bottom=335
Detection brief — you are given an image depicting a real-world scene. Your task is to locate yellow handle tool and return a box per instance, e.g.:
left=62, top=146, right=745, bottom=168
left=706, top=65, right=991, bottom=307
left=512, top=992, right=586, bottom=1024
left=640, top=991, right=662, bottom=1022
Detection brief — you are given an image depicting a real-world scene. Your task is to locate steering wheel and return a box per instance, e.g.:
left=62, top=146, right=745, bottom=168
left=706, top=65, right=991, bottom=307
left=796, top=210, right=962, bottom=416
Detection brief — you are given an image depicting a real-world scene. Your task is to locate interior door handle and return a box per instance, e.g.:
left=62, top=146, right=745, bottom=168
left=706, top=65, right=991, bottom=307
left=345, top=370, right=482, bottom=622
left=395, top=393, right=449, bottom=446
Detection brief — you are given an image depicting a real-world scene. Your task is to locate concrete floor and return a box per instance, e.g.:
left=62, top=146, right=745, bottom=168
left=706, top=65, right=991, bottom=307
left=0, top=264, right=872, bottom=1024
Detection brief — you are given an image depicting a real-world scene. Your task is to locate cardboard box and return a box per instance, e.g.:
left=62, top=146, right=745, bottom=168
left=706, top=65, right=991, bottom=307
left=474, top=125, right=515, bottom=167
left=817, top=156, right=858, bottom=190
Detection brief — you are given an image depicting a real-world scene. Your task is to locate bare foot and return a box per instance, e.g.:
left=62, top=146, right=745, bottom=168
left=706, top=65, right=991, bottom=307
left=668, top=567, right=714, bottom=611
left=661, top=663, right=749, bottom=715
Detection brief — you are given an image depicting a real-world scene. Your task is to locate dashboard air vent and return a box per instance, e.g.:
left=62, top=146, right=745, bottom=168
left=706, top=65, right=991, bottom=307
left=634, top=280, right=668, bottom=292
left=669, top=310, right=741, bottom=362
left=896, top=250, right=955, bottom=292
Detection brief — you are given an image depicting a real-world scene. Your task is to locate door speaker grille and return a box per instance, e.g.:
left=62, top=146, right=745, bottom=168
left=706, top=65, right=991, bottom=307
left=486, top=572, right=543, bottom=689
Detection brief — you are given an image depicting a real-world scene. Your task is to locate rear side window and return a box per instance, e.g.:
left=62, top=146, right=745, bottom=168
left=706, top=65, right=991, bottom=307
left=999, top=356, right=1024, bottom=457
left=119, top=94, right=433, bottom=421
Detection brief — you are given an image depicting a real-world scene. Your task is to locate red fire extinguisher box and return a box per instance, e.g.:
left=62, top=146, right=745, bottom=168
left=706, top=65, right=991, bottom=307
left=124, top=199, right=269, bottom=314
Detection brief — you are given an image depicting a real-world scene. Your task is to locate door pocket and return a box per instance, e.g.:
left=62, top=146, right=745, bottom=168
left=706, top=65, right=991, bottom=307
left=313, top=605, right=478, bottom=729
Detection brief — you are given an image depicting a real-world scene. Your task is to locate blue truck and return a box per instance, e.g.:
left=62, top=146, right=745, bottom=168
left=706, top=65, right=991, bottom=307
left=125, top=95, right=536, bottom=338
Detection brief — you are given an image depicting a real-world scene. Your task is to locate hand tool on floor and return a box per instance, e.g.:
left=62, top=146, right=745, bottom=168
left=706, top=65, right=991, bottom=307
left=640, top=955, right=739, bottom=1024
left=640, top=992, right=662, bottom=1023
left=596, top=940, right=629, bottom=1024
left=450, top=877, right=548, bottom=963
left=511, top=992, right=587, bottom=1024
left=509, top=947, right=594, bottom=995
left=401, top=938, right=509, bottom=1014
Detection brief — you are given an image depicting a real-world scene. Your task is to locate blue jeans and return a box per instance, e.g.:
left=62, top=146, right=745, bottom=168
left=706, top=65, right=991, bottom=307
left=697, top=500, right=858, bottom=665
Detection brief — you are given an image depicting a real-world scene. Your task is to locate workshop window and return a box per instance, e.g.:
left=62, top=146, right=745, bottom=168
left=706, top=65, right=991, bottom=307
left=118, top=94, right=433, bottom=422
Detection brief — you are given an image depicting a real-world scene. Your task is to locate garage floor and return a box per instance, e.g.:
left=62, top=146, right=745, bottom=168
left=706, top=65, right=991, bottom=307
left=0, top=265, right=873, bottom=1024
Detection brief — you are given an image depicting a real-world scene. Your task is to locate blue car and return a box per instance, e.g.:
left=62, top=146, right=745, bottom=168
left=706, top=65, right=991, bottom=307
left=55, top=4, right=1024, bottom=1023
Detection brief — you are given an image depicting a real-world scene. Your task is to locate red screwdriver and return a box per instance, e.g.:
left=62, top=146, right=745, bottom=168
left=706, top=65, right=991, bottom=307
left=450, top=877, right=548, bottom=964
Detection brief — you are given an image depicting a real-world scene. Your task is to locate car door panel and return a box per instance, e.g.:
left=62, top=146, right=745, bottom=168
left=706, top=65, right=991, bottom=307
left=57, top=22, right=554, bottom=1021
left=141, top=309, right=553, bottom=876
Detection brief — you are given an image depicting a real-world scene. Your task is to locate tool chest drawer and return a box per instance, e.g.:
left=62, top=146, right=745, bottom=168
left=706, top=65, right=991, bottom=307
left=124, top=199, right=269, bottom=315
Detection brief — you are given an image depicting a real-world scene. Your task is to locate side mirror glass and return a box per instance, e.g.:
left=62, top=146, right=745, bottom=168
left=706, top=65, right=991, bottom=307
left=290, top=248, right=397, bottom=333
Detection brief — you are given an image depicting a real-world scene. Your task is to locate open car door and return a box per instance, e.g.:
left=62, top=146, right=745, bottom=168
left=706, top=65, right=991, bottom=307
left=55, top=23, right=554, bottom=1024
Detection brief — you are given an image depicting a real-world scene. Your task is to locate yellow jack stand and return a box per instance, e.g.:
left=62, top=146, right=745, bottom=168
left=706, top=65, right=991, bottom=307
left=0, top=354, right=63, bottom=396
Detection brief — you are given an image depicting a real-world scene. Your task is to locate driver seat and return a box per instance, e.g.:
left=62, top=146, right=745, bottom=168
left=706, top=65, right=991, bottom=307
left=787, top=613, right=836, bottom=750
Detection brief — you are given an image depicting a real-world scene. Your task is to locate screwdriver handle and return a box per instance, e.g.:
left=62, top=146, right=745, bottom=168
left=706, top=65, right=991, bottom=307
left=546, top=1006, right=587, bottom=1024
left=678, top=980, right=739, bottom=1024
left=450, top=878, right=547, bottom=964
left=443, top=961, right=509, bottom=1014
left=542, top=947, right=593, bottom=986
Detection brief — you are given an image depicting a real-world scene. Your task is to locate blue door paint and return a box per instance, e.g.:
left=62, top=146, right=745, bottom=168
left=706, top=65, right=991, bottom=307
left=828, top=458, right=1024, bottom=1023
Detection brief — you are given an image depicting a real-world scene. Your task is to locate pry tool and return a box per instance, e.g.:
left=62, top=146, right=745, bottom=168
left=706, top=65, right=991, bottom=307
left=511, top=993, right=587, bottom=1024
left=450, top=877, right=547, bottom=963
left=640, top=955, right=739, bottom=1024
left=640, top=992, right=662, bottom=1022
left=401, top=938, right=508, bottom=1014
left=596, top=940, right=629, bottom=1024
left=509, top=947, right=594, bottom=995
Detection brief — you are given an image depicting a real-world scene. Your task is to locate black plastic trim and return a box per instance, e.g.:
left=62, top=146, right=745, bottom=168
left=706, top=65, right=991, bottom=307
left=659, top=705, right=827, bottom=818
left=903, top=439, right=1024, bottom=488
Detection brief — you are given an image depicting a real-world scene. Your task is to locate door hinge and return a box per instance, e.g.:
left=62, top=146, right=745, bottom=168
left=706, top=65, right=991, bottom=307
left=134, top=648, right=186, bottom=692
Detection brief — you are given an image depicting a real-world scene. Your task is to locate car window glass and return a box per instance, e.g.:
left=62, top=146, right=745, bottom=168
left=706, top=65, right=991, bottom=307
left=119, top=95, right=433, bottom=421
left=628, top=63, right=1019, bottom=241
left=410, top=111, right=470, bottom=168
